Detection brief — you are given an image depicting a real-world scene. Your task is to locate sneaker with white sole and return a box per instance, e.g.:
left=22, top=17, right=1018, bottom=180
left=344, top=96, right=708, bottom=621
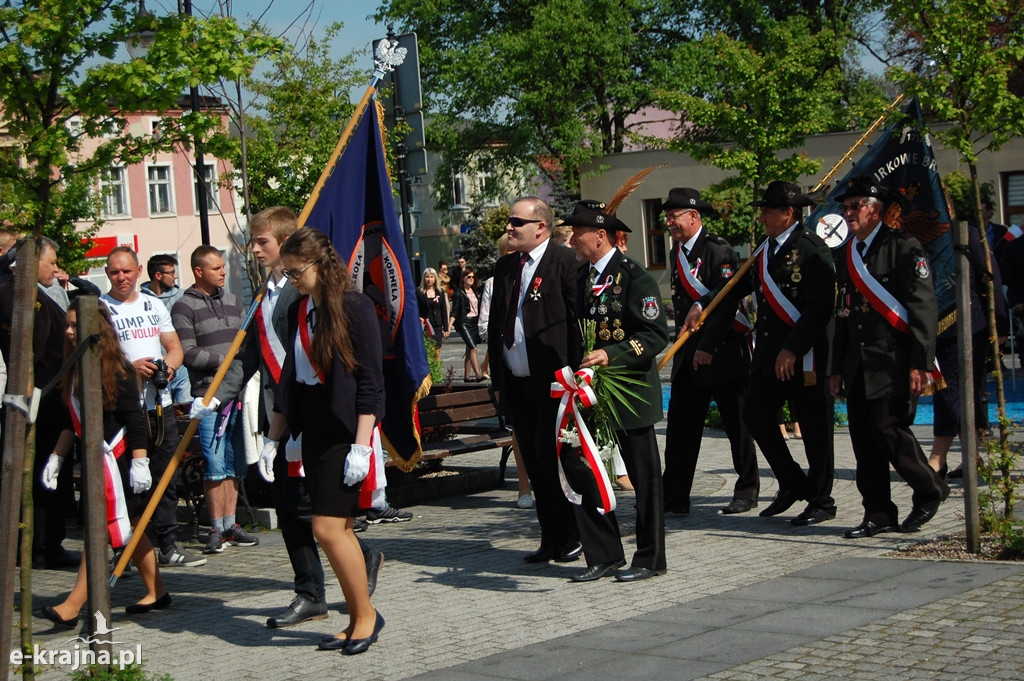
left=366, top=505, right=413, bottom=523
left=223, top=524, right=260, bottom=547
left=159, top=543, right=208, bottom=567
left=517, top=494, right=535, bottom=509
left=203, top=529, right=225, bottom=554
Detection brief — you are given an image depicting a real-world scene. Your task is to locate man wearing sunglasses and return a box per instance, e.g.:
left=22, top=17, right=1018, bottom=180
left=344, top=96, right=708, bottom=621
left=488, top=197, right=582, bottom=565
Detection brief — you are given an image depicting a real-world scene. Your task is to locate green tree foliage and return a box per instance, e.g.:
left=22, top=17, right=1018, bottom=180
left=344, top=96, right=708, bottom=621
left=375, top=0, right=687, bottom=205
left=236, top=21, right=362, bottom=216
left=944, top=171, right=994, bottom=224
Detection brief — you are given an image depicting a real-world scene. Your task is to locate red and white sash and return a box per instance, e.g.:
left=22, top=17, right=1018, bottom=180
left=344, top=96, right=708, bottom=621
left=69, top=394, right=132, bottom=549
left=550, top=366, right=616, bottom=516
left=1002, top=225, right=1023, bottom=242
left=297, top=296, right=326, bottom=384
left=847, top=240, right=944, bottom=388
left=678, top=247, right=754, bottom=344
left=759, top=247, right=814, bottom=374
left=255, top=294, right=286, bottom=384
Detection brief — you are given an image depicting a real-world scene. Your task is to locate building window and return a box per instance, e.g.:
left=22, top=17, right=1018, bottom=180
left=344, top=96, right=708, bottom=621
left=452, top=174, right=467, bottom=208
left=194, top=162, right=218, bottom=213
left=1004, top=172, right=1024, bottom=226
left=147, top=165, right=174, bottom=216
left=99, top=166, right=129, bottom=218
left=642, top=198, right=668, bottom=269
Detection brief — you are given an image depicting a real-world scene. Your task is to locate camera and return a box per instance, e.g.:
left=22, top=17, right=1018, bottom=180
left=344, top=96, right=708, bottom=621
left=151, top=358, right=169, bottom=390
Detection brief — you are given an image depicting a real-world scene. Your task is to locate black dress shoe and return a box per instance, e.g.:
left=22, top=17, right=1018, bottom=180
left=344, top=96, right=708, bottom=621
left=721, top=498, right=757, bottom=514
left=843, top=520, right=897, bottom=539
left=125, top=592, right=172, bottom=615
left=267, top=595, right=329, bottom=628
left=43, top=549, right=82, bottom=570
left=523, top=546, right=556, bottom=563
left=759, top=489, right=799, bottom=517
left=948, top=467, right=964, bottom=479
left=366, top=549, right=385, bottom=597
left=665, top=505, right=690, bottom=516
left=318, top=636, right=349, bottom=651
left=553, top=542, right=583, bottom=563
left=343, top=611, right=385, bottom=655
left=570, top=559, right=626, bottom=582
left=41, top=605, right=78, bottom=628
left=901, top=501, right=940, bottom=533
left=615, top=566, right=666, bottom=582
left=790, top=505, right=836, bottom=526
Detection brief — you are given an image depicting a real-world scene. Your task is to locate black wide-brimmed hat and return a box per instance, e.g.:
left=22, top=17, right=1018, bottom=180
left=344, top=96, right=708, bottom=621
left=833, top=175, right=898, bottom=204
left=750, top=181, right=817, bottom=208
left=659, top=187, right=718, bottom=218
left=559, top=200, right=632, bottom=233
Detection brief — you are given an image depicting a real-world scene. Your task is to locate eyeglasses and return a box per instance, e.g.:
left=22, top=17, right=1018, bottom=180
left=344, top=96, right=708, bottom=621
left=508, top=217, right=542, bottom=228
left=841, top=201, right=867, bottom=213
left=282, top=262, right=316, bottom=280
left=158, top=270, right=176, bottom=277
left=665, top=210, right=694, bottom=222
left=464, top=275, right=475, bottom=280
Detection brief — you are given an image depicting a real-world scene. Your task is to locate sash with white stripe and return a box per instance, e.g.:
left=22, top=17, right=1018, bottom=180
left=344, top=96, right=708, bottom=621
left=759, top=247, right=814, bottom=375
left=297, top=296, right=325, bottom=384
left=255, top=295, right=286, bottom=384
left=69, top=393, right=132, bottom=549
left=847, top=240, right=944, bottom=389
left=359, top=426, right=388, bottom=510
left=1002, top=225, right=1023, bottom=242
left=677, top=247, right=754, bottom=343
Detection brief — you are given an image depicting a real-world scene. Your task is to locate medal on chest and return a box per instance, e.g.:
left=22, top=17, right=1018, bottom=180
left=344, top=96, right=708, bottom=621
left=529, top=276, right=543, bottom=301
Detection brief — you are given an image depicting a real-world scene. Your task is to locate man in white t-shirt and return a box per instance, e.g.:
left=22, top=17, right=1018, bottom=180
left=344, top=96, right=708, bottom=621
left=101, top=246, right=206, bottom=568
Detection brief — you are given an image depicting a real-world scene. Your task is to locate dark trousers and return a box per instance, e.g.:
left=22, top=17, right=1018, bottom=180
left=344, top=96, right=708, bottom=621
left=846, top=371, right=949, bottom=525
left=663, top=374, right=759, bottom=510
left=31, top=403, right=73, bottom=561
left=146, top=408, right=182, bottom=553
left=503, top=372, right=579, bottom=551
left=743, top=372, right=835, bottom=511
left=563, top=426, right=665, bottom=570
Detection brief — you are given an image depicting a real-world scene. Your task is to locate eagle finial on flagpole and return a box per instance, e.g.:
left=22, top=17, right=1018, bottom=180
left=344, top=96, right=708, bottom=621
left=373, top=38, right=407, bottom=85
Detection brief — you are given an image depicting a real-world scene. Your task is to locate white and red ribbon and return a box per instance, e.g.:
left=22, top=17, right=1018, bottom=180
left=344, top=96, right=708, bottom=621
left=1002, top=225, right=1023, bottom=242
left=550, top=366, right=616, bottom=516
left=298, top=296, right=326, bottom=384
left=592, top=274, right=614, bottom=299
left=759, top=248, right=814, bottom=374
left=255, top=297, right=286, bottom=384
left=359, top=426, right=388, bottom=510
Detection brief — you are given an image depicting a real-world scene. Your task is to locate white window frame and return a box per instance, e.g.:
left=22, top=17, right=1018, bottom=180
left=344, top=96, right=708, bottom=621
left=146, top=163, right=175, bottom=217
left=99, top=165, right=131, bottom=219
left=193, top=162, right=219, bottom=214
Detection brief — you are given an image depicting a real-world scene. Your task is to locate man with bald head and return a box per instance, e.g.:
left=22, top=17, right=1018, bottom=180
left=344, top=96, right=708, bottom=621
left=488, top=196, right=582, bottom=565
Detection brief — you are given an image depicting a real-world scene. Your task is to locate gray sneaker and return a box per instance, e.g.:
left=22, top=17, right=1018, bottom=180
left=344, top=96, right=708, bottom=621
left=366, top=505, right=413, bottom=524
left=223, top=524, right=260, bottom=547
left=159, top=543, right=208, bottom=567
left=204, top=529, right=225, bottom=554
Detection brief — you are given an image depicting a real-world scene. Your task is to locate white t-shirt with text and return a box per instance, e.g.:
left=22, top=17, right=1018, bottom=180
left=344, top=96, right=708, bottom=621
left=101, top=293, right=174, bottom=409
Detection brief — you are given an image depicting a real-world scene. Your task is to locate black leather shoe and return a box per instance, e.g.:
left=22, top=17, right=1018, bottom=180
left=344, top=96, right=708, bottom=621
left=843, top=520, right=897, bottom=539
left=318, top=636, right=349, bottom=651
left=343, top=611, right=385, bottom=655
left=570, top=559, right=626, bottom=582
left=553, top=542, right=583, bottom=563
left=267, top=595, right=328, bottom=628
left=614, top=566, right=666, bottom=582
left=43, top=549, right=82, bottom=570
left=759, top=489, right=799, bottom=517
left=41, top=605, right=78, bottom=628
left=947, top=467, right=964, bottom=479
left=665, top=505, right=690, bottom=515
left=901, top=501, right=941, bottom=533
left=523, top=546, right=556, bottom=563
left=366, top=549, right=384, bottom=597
left=790, top=505, right=836, bottom=526
left=125, top=592, right=172, bottom=615
left=721, top=498, right=757, bottom=514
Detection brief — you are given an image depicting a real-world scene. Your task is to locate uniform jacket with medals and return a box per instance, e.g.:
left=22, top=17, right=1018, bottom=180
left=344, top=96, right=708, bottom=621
left=705, top=226, right=835, bottom=381
left=576, top=249, right=669, bottom=430
left=670, top=231, right=749, bottom=386
left=487, top=243, right=582, bottom=397
left=832, top=224, right=937, bottom=401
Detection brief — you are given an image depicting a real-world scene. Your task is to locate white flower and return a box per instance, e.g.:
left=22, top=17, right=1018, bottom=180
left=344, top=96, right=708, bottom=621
left=558, top=428, right=580, bottom=446
left=598, top=443, right=618, bottom=463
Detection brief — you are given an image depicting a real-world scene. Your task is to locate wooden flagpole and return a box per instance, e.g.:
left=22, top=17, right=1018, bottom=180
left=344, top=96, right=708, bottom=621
left=112, top=44, right=407, bottom=583
left=657, top=93, right=908, bottom=371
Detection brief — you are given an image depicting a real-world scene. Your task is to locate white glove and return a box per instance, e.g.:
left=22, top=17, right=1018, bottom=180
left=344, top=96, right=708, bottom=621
left=41, top=453, right=62, bottom=491
left=343, top=443, right=372, bottom=486
left=259, top=437, right=278, bottom=482
left=189, top=396, right=221, bottom=421
left=129, top=457, right=152, bottom=494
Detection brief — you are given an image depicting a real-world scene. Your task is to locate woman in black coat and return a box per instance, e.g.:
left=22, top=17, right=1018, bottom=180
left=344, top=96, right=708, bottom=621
left=264, top=228, right=386, bottom=655
left=417, top=267, right=449, bottom=360
left=448, top=266, right=484, bottom=382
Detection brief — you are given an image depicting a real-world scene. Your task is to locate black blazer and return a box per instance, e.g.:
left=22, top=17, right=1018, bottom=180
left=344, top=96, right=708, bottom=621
left=487, top=242, right=581, bottom=394
left=274, top=291, right=385, bottom=437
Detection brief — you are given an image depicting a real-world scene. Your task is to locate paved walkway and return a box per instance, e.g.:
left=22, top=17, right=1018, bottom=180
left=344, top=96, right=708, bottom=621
left=14, top=340, right=1024, bottom=679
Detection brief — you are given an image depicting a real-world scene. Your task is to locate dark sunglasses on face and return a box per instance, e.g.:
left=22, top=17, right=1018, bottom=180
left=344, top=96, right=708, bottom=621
left=508, top=217, right=542, bottom=228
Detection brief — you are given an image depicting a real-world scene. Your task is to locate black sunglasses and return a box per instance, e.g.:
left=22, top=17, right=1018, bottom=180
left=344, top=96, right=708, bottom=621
left=508, top=217, right=542, bottom=228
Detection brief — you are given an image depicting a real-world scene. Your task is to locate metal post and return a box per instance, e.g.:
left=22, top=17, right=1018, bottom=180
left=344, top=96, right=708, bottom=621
left=182, top=0, right=211, bottom=245
left=387, top=25, right=414, bottom=261
left=955, top=221, right=981, bottom=552
left=77, top=296, right=112, bottom=662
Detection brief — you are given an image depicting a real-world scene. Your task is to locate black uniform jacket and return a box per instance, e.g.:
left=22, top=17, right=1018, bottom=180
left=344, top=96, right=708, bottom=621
left=670, top=231, right=749, bottom=385
left=575, top=250, right=669, bottom=430
left=832, top=224, right=937, bottom=401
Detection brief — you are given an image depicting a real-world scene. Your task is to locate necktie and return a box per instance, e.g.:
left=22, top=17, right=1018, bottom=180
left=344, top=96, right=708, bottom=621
left=768, top=237, right=778, bottom=258
left=856, top=241, right=866, bottom=258
left=503, top=254, right=529, bottom=349
left=587, top=266, right=598, bottom=289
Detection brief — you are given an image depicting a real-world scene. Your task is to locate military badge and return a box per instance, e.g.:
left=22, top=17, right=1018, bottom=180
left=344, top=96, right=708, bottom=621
left=610, top=300, right=622, bottom=312
left=529, top=276, right=543, bottom=300
left=641, top=296, right=660, bottom=320
left=613, top=286, right=622, bottom=295
left=914, top=257, right=930, bottom=279
left=720, top=264, right=733, bottom=279
left=612, top=328, right=625, bottom=341
left=597, top=304, right=607, bottom=315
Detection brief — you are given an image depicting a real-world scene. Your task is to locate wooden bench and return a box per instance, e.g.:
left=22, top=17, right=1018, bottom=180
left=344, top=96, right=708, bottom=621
left=406, top=385, right=515, bottom=477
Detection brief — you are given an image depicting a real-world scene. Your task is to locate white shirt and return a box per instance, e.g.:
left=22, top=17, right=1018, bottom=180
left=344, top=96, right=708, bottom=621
left=769, top=223, right=800, bottom=255
left=265, top=272, right=287, bottom=317
left=504, top=238, right=551, bottom=377
left=294, top=298, right=321, bottom=385
left=101, top=293, right=174, bottom=409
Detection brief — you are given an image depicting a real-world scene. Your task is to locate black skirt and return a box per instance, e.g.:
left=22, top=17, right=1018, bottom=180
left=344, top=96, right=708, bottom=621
left=295, top=382, right=361, bottom=517
left=458, top=315, right=481, bottom=349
